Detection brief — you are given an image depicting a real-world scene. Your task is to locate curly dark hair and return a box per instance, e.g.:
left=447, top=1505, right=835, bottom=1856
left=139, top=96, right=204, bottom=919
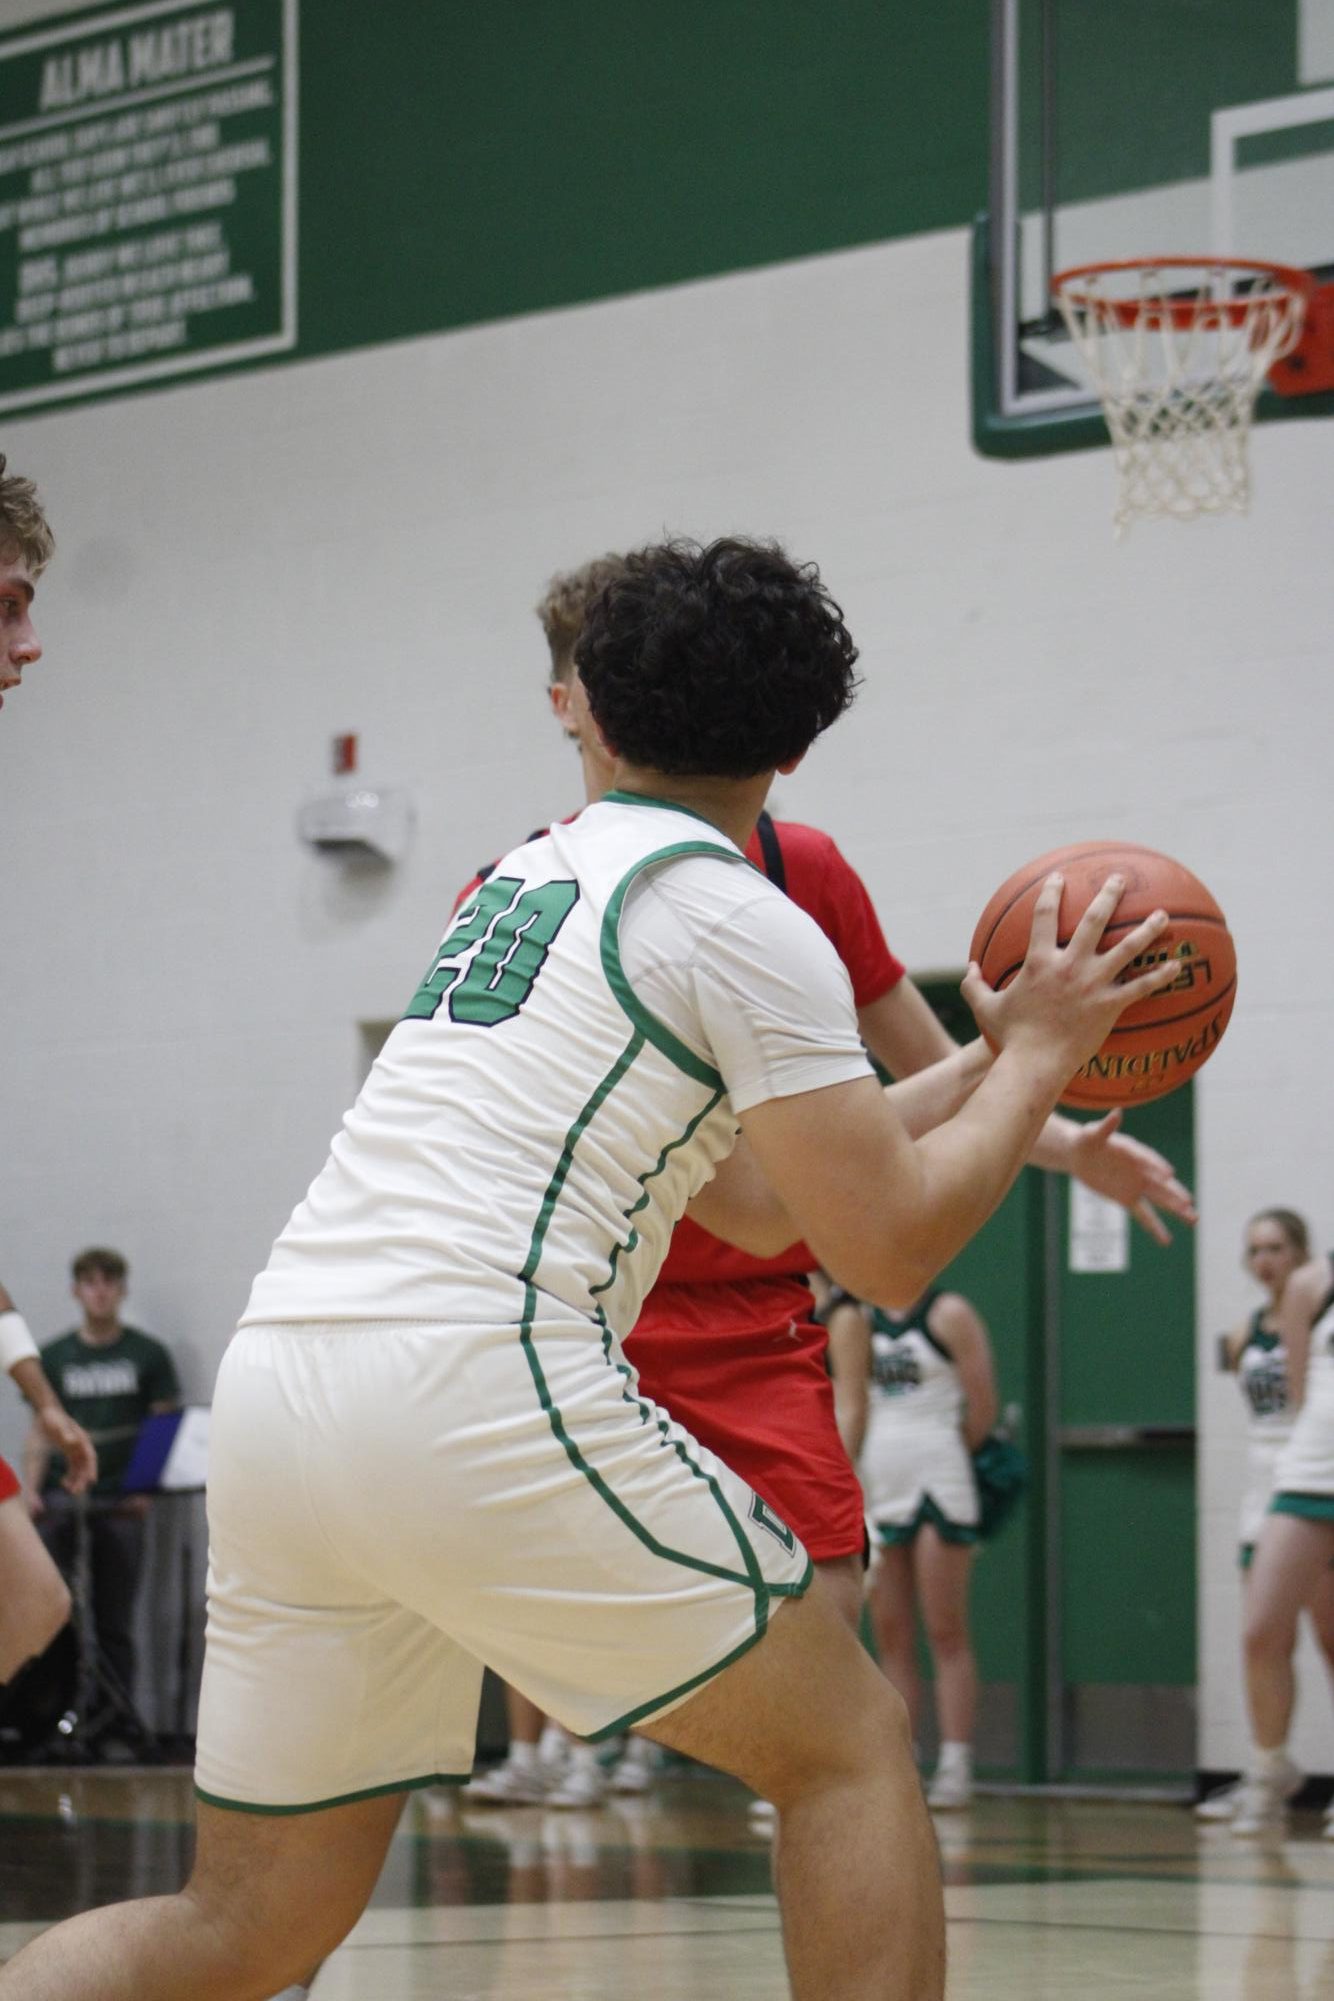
left=573, top=537, right=859, bottom=778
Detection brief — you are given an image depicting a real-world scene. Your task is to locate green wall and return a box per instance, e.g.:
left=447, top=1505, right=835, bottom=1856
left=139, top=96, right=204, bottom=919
left=298, top=1, right=991, bottom=353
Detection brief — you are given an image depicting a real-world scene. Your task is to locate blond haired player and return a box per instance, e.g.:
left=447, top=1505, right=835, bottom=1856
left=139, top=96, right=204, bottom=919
left=0, top=461, right=98, bottom=1689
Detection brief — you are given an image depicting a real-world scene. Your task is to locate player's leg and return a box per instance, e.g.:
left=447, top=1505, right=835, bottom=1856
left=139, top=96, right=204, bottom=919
left=644, top=1577, right=943, bottom=2001
left=0, top=1495, right=70, bottom=1684
left=740, top=1552, right=868, bottom=1832
left=1307, top=1562, right=1334, bottom=1841
left=912, top=1525, right=977, bottom=1808
left=865, top=1540, right=922, bottom=1738
left=1243, top=1514, right=1334, bottom=1744
left=1197, top=1554, right=1265, bottom=1821
left=0, top=1792, right=403, bottom=2000
left=813, top=1549, right=865, bottom=1632
left=1237, top=1512, right=1334, bottom=1831
left=1307, top=1558, right=1334, bottom=1688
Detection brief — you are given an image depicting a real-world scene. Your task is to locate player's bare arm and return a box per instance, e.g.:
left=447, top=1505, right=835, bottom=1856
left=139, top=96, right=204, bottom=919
left=1220, top=1318, right=1250, bottom=1372
left=927, top=1294, right=999, bottom=1450
left=741, top=875, right=1180, bottom=1307
left=1, top=1282, right=97, bottom=1497
left=689, top=1038, right=995, bottom=1256
left=825, top=1298, right=872, bottom=1461
left=685, top=1138, right=796, bottom=1257
left=1275, top=1256, right=1326, bottom=1412
left=9, top=1361, right=96, bottom=1495
left=857, top=955, right=1196, bottom=1243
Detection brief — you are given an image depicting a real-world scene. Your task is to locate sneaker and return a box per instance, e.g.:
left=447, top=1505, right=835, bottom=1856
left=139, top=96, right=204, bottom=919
left=607, top=1742, right=660, bottom=1795
left=537, top=1723, right=570, bottom=1775
left=544, top=1761, right=606, bottom=1809
left=1195, top=1779, right=1246, bottom=1823
left=926, top=1767, right=973, bottom=1811
left=747, top=1796, right=777, bottom=1832
left=462, top=1759, right=549, bottom=1806
left=1231, top=1764, right=1301, bottom=1838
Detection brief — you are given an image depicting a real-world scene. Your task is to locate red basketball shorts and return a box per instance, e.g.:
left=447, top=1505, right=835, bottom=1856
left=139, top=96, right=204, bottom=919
left=624, top=1306, right=864, bottom=1564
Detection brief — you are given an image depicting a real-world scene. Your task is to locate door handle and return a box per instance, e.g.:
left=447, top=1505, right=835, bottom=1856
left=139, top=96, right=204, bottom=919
left=1056, top=1425, right=1196, bottom=1449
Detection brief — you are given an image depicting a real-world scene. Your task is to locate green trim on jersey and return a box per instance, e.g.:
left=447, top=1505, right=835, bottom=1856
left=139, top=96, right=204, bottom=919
left=600, top=839, right=753, bottom=1088
left=589, top=1085, right=726, bottom=1322
left=601, top=789, right=722, bottom=830
left=195, top=1771, right=471, bottom=1815
left=515, top=1032, right=778, bottom=1612
left=1242, top=1306, right=1280, bottom=1355
left=870, top=1290, right=950, bottom=1366
left=519, top=1028, right=647, bottom=1289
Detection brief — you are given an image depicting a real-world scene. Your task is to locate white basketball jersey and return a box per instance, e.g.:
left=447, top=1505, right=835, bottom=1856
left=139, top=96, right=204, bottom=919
left=1237, top=1316, right=1291, bottom=1444
left=242, top=793, right=869, bottom=1336
left=865, top=1300, right=965, bottom=1436
left=1274, top=1259, right=1334, bottom=1498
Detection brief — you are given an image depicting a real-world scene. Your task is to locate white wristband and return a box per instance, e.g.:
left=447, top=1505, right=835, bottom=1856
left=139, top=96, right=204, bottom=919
left=0, top=1309, right=39, bottom=1373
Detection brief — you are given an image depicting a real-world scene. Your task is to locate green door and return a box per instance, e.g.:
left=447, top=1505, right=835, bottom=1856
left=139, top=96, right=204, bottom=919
left=918, top=981, right=1197, bottom=1781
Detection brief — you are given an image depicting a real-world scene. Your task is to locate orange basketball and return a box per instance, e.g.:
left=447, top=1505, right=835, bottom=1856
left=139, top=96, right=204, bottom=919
left=970, top=841, right=1236, bottom=1108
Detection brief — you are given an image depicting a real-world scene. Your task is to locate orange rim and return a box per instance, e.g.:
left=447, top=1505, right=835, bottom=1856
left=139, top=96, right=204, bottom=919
left=1052, top=255, right=1316, bottom=331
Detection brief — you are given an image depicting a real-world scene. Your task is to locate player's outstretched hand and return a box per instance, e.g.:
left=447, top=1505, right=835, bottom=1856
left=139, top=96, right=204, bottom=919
left=1063, top=1107, right=1198, bottom=1245
left=38, top=1405, right=98, bottom=1495
left=961, top=872, right=1182, bottom=1080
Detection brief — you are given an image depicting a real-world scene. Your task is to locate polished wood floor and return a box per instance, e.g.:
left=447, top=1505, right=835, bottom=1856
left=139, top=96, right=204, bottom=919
left=2, top=1766, right=1334, bottom=1996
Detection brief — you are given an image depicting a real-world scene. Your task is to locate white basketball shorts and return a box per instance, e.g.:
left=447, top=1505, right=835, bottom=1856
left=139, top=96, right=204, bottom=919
left=194, top=1319, right=811, bottom=1812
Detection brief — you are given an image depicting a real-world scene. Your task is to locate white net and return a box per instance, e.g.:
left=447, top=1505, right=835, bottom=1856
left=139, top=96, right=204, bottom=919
left=1052, top=260, right=1310, bottom=534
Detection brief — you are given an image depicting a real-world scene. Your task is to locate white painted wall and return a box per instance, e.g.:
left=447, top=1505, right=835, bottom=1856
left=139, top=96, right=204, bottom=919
left=1, top=221, right=1331, bottom=1767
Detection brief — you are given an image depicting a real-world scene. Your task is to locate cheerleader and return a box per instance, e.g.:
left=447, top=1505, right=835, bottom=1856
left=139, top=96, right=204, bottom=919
left=829, top=1286, right=997, bottom=1809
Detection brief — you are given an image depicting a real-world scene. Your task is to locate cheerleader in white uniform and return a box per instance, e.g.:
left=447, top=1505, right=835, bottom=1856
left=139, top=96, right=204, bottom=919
left=1239, top=1227, right=1334, bottom=1837
left=1198, top=1210, right=1334, bottom=1825
left=828, top=1287, right=998, bottom=1810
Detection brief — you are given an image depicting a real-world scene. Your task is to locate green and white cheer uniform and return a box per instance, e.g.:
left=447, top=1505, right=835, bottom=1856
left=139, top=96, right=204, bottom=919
left=1272, top=1257, right=1334, bottom=1526
left=196, top=794, right=873, bottom=1813
left=1236, top=1312, right=1291, bottom=1563
left=859, top=1293, right=979, bottom=1548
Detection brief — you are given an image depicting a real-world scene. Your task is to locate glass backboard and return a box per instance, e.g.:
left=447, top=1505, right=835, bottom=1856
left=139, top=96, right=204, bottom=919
left=974, top=0, right=1334, bottom=456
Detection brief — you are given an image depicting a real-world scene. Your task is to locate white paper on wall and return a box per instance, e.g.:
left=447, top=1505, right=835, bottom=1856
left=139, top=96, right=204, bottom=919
left=1068, top=1182, right=1131, bottom=1274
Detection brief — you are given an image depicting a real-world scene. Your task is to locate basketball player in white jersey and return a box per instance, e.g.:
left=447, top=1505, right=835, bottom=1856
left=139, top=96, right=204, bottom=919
left=1197, top=1210, right=1334, bottom=1827
left=0, top=536, right=1183, bottom=2001
left=830, top=1285, right=998, bottom=1809
left=1239, top=1242, right=1334, bottom=1837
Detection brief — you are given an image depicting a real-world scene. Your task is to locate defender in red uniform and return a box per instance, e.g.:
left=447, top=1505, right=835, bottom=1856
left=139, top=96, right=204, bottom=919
left=634, top=816, right=906, bottom=1587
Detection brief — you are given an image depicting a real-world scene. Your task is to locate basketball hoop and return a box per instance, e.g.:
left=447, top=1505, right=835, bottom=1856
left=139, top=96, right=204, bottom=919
left=1051, top=257, right=1314, bottom=534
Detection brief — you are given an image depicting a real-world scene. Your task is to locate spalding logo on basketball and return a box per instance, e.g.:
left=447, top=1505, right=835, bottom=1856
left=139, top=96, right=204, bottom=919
left=970, top=841, right=1236, bottom=1108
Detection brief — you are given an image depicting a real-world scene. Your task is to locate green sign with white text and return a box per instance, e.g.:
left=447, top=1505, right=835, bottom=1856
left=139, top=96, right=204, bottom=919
left=0, top=0, right=295, bottom=414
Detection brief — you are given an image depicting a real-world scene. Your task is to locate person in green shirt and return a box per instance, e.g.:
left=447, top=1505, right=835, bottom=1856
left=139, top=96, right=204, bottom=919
left=26, top=1248, right=180, bottom=1701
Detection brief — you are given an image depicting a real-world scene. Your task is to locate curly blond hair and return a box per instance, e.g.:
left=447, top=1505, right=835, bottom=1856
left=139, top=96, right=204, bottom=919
left=535, top=553, right=628, bottom=682
left=0, top=454, right=53, bottom=576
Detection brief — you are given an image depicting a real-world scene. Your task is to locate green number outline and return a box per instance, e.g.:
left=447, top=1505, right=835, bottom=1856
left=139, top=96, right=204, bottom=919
left=404, top=876, right=580, bottom=1026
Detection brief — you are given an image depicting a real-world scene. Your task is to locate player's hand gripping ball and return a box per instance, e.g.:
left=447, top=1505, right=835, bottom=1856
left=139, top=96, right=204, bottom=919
left=970, top=841, right=1236, bottom=1107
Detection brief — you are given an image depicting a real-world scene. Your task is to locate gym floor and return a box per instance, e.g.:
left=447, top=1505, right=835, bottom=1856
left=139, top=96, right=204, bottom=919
left=2, top=1768, right=1333, bottom=1997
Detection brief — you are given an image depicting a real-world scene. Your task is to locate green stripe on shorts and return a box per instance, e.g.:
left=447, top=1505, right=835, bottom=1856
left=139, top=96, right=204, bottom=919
left=874, top=1497, right=980, bottom=1547
left=1271, top=1490, right=1334, bottom=1523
